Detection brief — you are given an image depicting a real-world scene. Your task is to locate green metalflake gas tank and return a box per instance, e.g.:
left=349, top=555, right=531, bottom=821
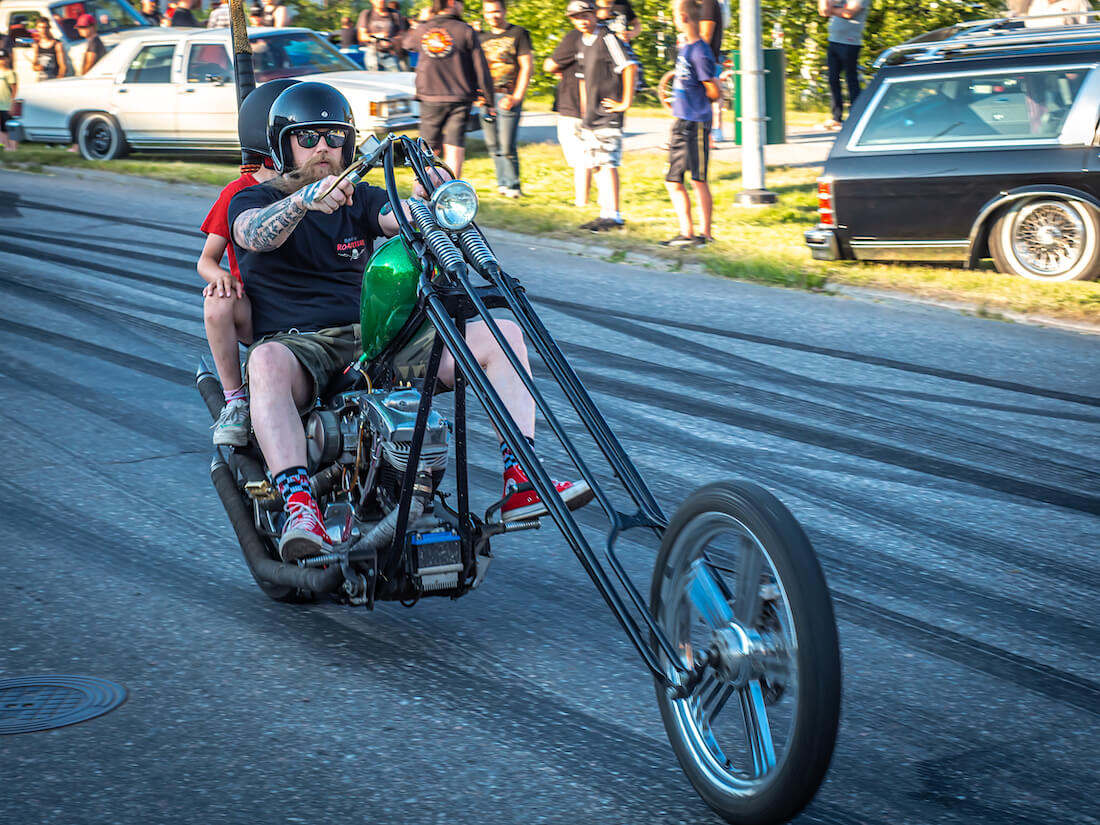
left=360, top=235, right=420, bottom=360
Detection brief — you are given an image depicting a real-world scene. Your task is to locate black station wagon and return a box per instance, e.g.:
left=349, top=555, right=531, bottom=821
left=805, top=18, right=1100, bottom=282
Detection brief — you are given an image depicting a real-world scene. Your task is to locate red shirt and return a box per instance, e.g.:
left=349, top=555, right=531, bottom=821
left=200, top=173, right=258, bottom=283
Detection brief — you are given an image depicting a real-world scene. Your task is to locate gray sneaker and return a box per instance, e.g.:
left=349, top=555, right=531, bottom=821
left=212, top=400, right=250, bottom=447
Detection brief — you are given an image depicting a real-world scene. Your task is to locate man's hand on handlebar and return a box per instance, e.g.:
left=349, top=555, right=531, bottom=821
left=299, top=176, right=356, bottom=213
left=412, top=165, right=452, bottom=201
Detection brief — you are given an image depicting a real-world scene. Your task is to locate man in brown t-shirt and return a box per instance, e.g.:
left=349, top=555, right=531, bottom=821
left=478, top=0, right=532, bottom=197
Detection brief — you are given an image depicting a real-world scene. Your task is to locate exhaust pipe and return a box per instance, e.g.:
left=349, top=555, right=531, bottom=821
left=211, top=455, right=343, bottom=594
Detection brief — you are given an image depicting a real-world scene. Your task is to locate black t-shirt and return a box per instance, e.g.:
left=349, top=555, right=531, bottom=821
left=579, top=26, right=635, bottom=129
left=699, top=0, right=724, bottom=60
left=338, top=25, right=357, bottom=47
left=550, top=28, right=582, bottom=118
left=478, top=23, right=532, bottom=95
left=597, top=0, right=636, bottom=37
left=171, top=7, right=198, bottom=26
left=84, top=33, right=106, bottom=69
left=228, top=182, right=390, bottom=337
left=357, top=7, right=403, bottom=52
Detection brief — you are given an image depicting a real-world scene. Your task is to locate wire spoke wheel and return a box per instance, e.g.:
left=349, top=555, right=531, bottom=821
left=991, top=198, right=1100, bottom=282
left=651, top=482, right=840, bottom=825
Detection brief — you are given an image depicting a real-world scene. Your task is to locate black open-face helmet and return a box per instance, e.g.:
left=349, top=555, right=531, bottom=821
left=267, top=82, right=357, bottom=173
left=238, top=78, right=300, bottom=159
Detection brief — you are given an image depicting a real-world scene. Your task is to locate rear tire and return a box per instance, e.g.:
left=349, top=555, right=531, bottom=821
left=990, top=198, right=1100, bottom=281
left=651, top=481, right=840, bottom=825
left=76, top=113, right=128, bottom=161
left=658, top=69, right=675, bottom=112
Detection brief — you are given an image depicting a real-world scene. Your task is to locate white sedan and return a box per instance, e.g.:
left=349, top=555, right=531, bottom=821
left=8, top=26, right=419, bottom=160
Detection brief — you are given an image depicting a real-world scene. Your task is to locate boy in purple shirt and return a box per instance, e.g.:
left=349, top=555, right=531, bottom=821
left=661, top=0, right=719, bottom=247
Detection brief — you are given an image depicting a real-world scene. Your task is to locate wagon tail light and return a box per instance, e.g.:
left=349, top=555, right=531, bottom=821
left=817, top=176, right=834, bottom=227
left=11, top=98, right=22, bottom=117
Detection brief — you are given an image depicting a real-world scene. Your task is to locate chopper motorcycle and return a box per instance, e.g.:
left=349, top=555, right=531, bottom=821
left=195, top=133, right=841, bottom=825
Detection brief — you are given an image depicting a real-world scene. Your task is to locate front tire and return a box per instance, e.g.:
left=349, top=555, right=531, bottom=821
left=76, top=113, right=128, bottom=161
left=651, top=481, right=841, bottom=825
left=990, top=198, right=1100, bottom=281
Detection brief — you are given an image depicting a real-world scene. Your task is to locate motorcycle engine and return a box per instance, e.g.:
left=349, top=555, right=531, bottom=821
left=305, top=388, right=450, bottom=506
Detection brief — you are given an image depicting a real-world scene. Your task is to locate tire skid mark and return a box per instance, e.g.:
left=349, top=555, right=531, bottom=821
left=4, top=194, right=202, bottom=237
left=834, top=592, right=1100, bottom=716
left=827, top=383, right=1100, bottom=425
left=568, top=363, right=1100, bottom=515
left=3, top=226, right=200, bottom=269
left=534, top=294, right=1100, bottom=408
left=556, top=338, right=1097, bottom=494
left=1, top=237, right=197, bottom=295
left=0, top=277, right=206, bottom=343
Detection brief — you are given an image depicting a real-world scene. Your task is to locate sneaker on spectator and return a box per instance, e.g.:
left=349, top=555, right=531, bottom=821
left=212, top=399, right=250, bottom=447
left=695, top=234, right=715, bottom=245
left=279, top=492, right=332, bottom=562
left=659, top=234, right=701, bottom=248
left=504, top=187, right=522, bottom=198
left=501, top=464, right=594, bottom=522
left=579, top=218, right=603, bottom=230
left=820, top=119, right=842, bottom=131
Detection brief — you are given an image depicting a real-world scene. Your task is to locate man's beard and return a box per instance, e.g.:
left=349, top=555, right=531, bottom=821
left=271, top=153, right=347, bottom=194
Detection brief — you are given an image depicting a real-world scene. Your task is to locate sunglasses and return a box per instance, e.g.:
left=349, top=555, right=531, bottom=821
left=292, top=129, right=348, bottom=149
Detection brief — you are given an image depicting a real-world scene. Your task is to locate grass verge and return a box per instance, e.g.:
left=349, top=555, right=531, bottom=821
left=3, top=143, right=1098, bottom=325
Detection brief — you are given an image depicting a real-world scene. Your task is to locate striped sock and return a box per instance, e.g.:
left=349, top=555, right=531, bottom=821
left=500, top=437, right=536, bottom=471
left=223, top=385, right=247, bottom=405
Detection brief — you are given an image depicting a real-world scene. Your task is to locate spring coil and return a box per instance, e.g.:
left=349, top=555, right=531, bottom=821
left=407, top=198, right=465, bottom=274
left=457, top=227, right=499, bottom=274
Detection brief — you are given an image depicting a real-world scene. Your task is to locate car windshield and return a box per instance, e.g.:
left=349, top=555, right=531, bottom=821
left=249, top=31, right=360, bottom=82
left=49, top=0, right=149, bottom=39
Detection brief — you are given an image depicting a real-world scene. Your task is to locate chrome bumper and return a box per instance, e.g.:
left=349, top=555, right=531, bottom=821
left=804, top=227, right=839, bottom=260
left=6, top=119, right=25, bottom=143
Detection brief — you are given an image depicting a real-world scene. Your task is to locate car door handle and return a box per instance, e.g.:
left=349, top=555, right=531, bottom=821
left=118, top=88, right=127, bottom=93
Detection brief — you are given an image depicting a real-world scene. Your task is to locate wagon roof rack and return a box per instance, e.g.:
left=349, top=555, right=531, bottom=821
left=874, top=12, right=1100, bottom=68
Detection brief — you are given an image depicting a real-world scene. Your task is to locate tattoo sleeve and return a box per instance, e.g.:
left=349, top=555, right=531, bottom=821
left=233, top=180, right=329, bottom=251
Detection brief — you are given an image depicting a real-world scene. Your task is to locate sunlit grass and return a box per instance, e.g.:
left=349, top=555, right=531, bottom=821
left=3, top=143, right=1098, bottom=323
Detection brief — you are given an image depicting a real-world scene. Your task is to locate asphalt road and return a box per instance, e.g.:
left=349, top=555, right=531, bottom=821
left=1, top=168, right=1098, bottom=825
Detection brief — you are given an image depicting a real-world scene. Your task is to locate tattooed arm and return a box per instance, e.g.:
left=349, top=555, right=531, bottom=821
left=233, top=176, right=356, bottom=252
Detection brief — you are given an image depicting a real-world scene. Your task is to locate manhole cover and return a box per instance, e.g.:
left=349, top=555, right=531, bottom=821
left=0, top=676, right=127, bottom=735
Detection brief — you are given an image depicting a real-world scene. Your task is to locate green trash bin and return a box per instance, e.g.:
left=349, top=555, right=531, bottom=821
left=730, top=48, right=786, bottom=146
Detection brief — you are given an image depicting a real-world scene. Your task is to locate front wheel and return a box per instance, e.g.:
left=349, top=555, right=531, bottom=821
left=658, top=69, right=675, bottom=112
left=990, top=198, right=1100, bottom=281
left=76, top=112, right=128, bottom=161
left=651, top=481, right=841, bottom=825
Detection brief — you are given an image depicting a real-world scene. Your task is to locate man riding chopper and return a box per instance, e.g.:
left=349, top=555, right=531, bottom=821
left=228, top=81, right=593, bottom=563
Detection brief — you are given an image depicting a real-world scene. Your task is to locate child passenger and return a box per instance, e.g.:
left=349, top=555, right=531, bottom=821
left=198, top=79, right=299, bottom=446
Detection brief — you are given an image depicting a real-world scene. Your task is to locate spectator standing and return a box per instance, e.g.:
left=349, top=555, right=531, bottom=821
left=358, top=0, right=406, bottom=70
left=818, top=0, right=868, bottom=131
left=698, top=0, right=725, bottom=144
left=0, top=48, right=17, bottom=151
left=31, top=18, right=66, bottom=79
left=171, top=0, right=199, bottom=27
left=76, top=14, right=105, bottom=74
left=248, top=4, right=264, bottom=26
left=573, top=0, right=637, bottom=232
left=661, top=0, right=717, bottom=247
left=262, top=0, right=292, bottom=27
left=141, top=0, right=163, bottom=26
left=337, top=16, right=358, bottom=47
left=544, top=17, right=590, bottom=208
left=207, top=0, right=231, bottom=28
left=478, top=0, right=533, bottom=198
left=403, top=0, right=494, bottom=178
left=595, top=0, right=640, bottom=42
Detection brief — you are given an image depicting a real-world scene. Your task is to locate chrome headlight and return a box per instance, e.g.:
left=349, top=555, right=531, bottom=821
left=430, top=180, right=479, bottom=231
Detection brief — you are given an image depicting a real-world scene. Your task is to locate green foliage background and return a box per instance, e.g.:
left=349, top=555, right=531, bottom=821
left=283, top=0, right=1007, bottom=106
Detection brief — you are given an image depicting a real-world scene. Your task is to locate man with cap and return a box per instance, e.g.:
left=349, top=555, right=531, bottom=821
left=75, top=14, right=106, bottom=75
left=170, top=0, right=199, bottom=27
left=564, top=0, right=637, bottom=232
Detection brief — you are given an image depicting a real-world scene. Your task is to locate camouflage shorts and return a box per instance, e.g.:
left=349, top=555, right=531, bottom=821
left=581, top=126, right=624, bottom=168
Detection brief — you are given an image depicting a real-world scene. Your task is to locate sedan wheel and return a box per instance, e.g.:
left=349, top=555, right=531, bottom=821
left=77, top=113, right=128, bottom=161
left=991, top=198, right=1100, bottom=282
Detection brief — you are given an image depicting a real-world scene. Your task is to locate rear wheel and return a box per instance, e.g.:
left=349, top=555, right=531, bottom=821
left=658, top=69, right=675, bottom=112
left=651, top=481, right=841, bottom=825
left=990, top=198, right=1100, bottom=281
left=76, top=113, right=128, bottom=161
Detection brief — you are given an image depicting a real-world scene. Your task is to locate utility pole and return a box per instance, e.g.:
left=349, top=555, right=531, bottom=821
left=736, top=0, right=777, bottom=205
